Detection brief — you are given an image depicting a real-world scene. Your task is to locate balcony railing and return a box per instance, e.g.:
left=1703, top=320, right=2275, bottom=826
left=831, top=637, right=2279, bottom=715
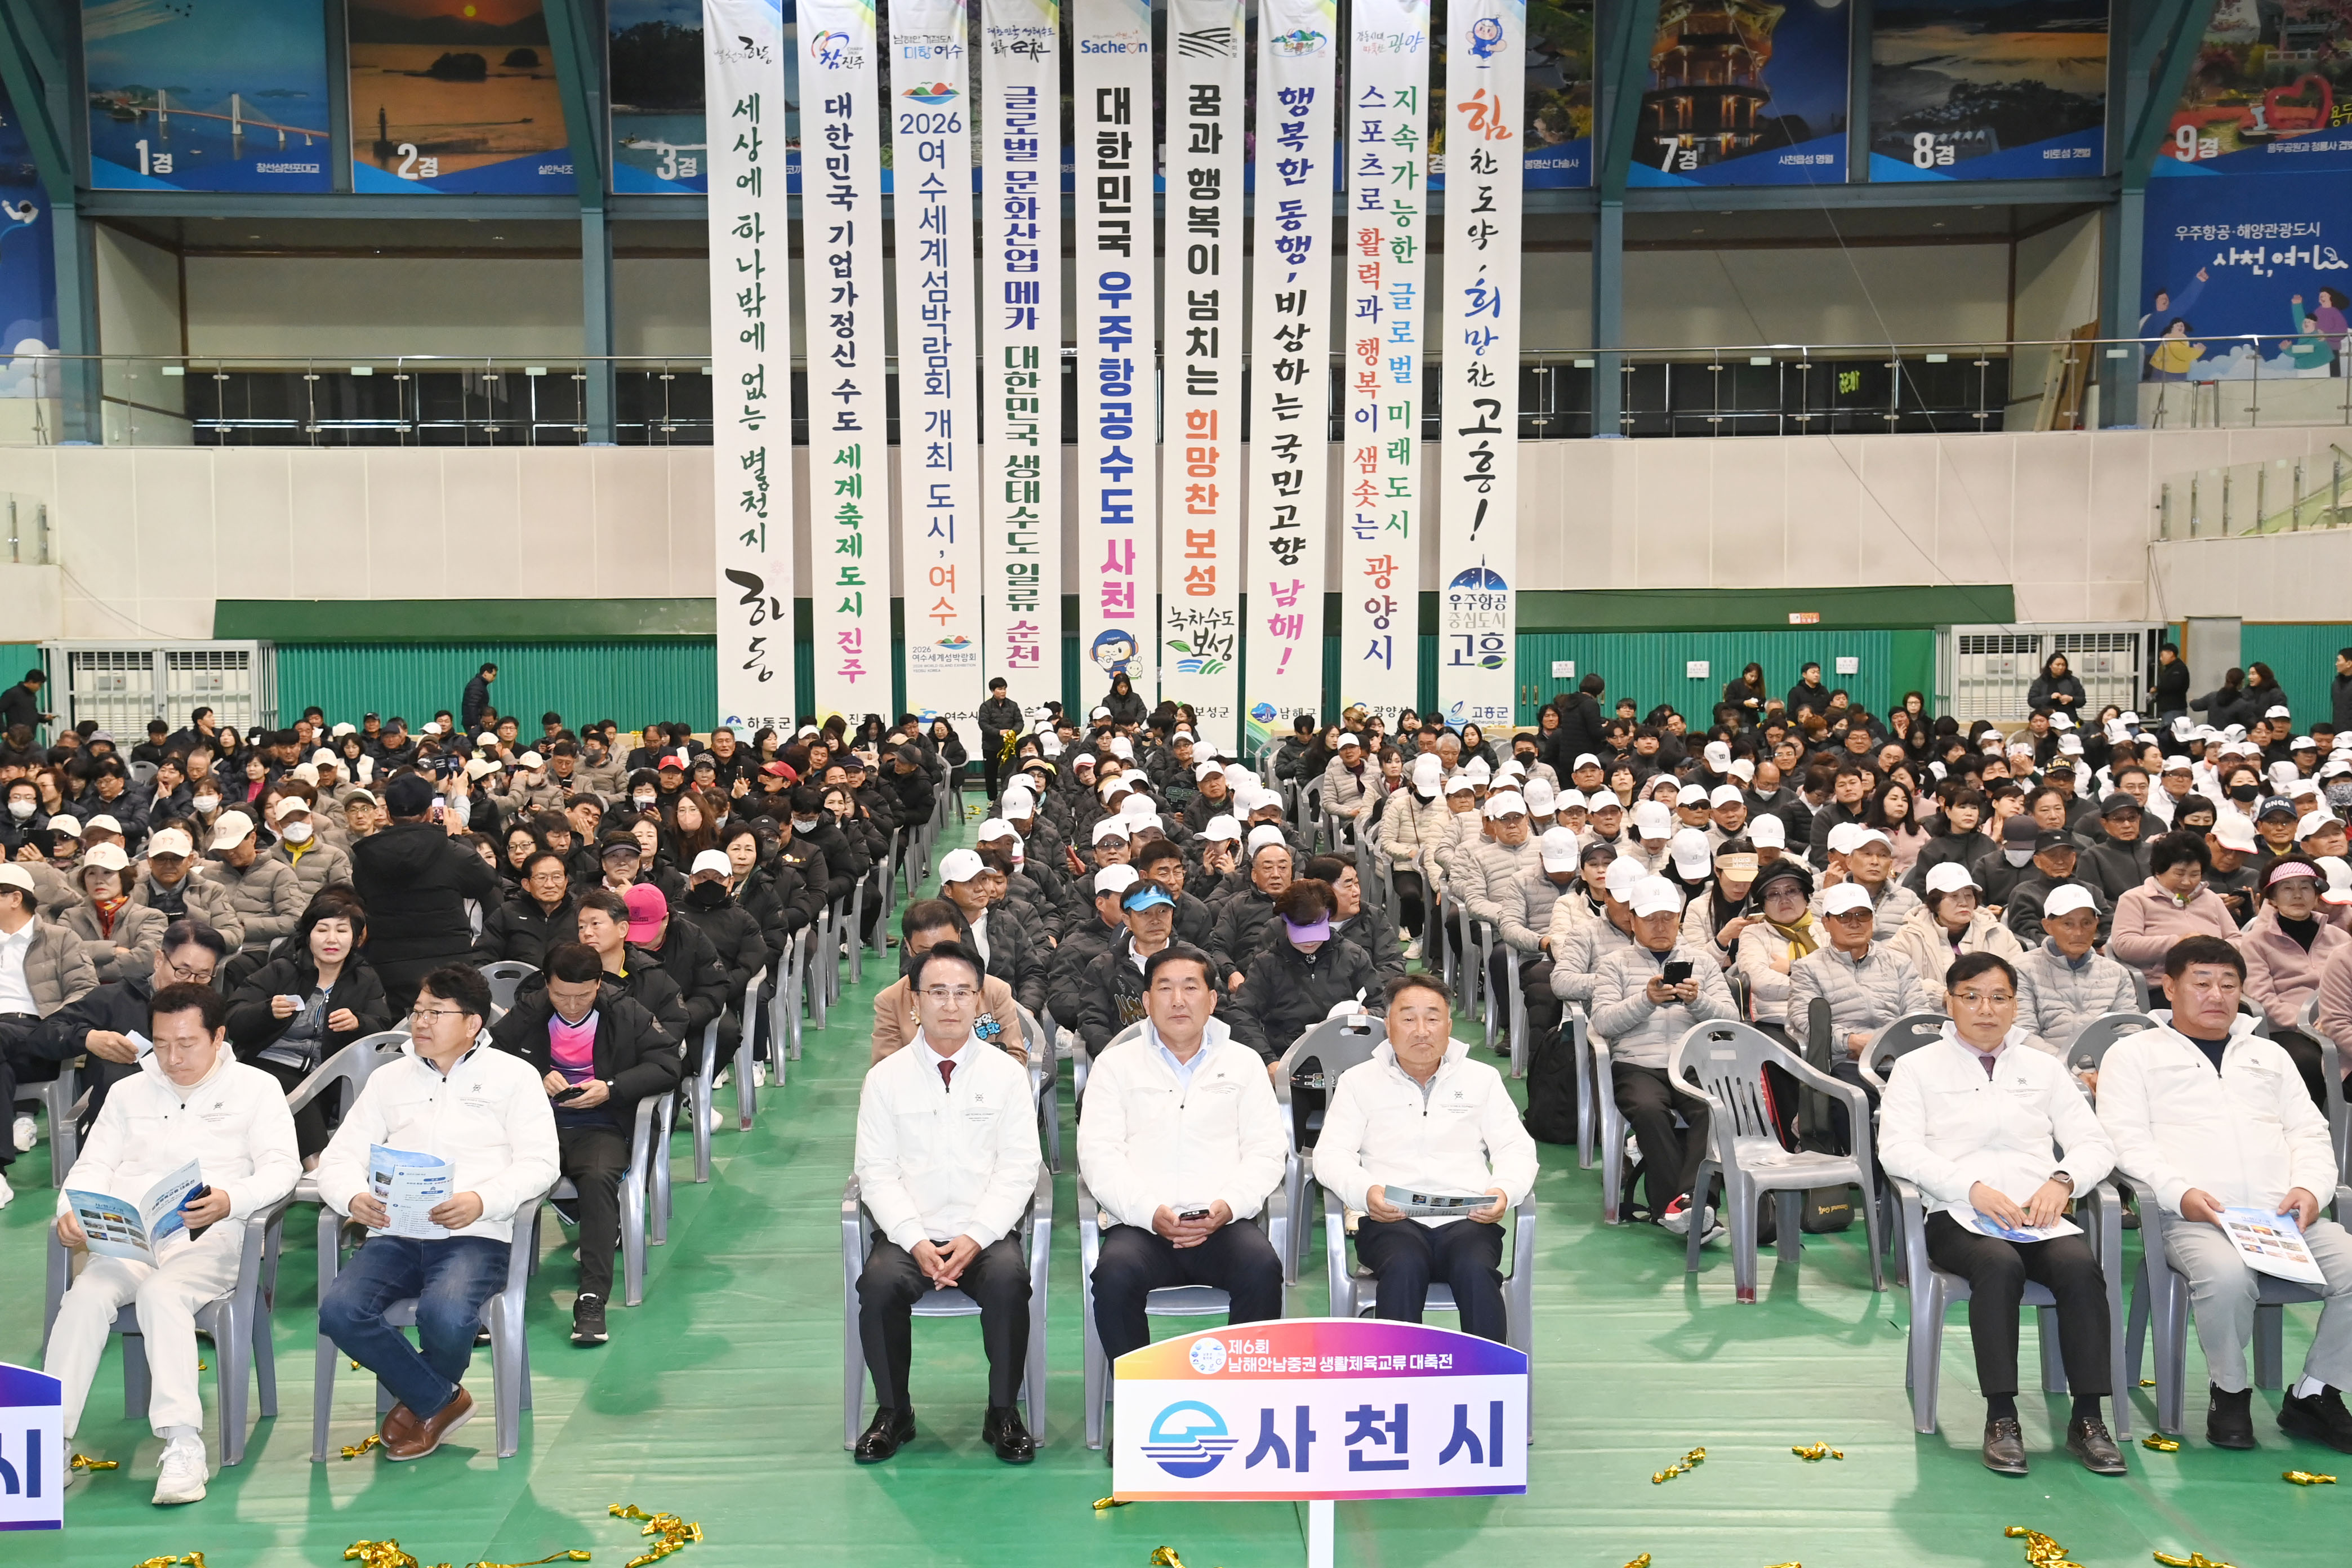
left=2158, top=446, right=2352, bottom=539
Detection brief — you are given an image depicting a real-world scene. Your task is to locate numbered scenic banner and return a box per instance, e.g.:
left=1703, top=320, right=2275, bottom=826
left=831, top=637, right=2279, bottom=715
left=349, top=0, right=577, bottom=192
left=83, top=0, right=333, bottom=191
left=1627, top=0, right=1848, bottom=186
left=1869, top=0, right=2106, bottom=182
left=612, top=0, right=710, bottom=192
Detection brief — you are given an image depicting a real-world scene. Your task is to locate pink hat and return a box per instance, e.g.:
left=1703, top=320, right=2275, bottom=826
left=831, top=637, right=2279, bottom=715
left=623, top=883, right=670, bottom=943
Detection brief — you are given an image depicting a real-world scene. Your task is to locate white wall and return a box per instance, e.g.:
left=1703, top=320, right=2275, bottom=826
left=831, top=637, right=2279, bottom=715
left=183, top=257, right=588, bottom=359
left=2006, top=213, right=2102, bottom=427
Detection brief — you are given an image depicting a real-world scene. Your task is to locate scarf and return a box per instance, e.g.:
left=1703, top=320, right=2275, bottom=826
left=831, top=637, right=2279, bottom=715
left=1767, top=909, right=1821, bottom=960
left=92, top=892, right=128, bottom=937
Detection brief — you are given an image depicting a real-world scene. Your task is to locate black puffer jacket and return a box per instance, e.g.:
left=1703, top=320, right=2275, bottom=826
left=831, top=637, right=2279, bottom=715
left=224, top=954, right=393, bottom=1067
left=489, top=978, right=681, bottom=1130
left=1231, top=936, right=1377, bottom=1063
left=350, top=819, right=500, bottom=966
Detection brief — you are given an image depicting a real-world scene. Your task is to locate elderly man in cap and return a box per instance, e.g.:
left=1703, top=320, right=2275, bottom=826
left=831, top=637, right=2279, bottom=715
left=938, top=847, right=1047, bottom=1017
left=1790, top=881, right=1927, bottom=1150
left=128, top=825, right=244, bottom=949
left=1321, top=732, right=1380, bottom=841
left=1210, top=826, right=1295, bottom=992
left=2003, top=830, right=2112, bottom=946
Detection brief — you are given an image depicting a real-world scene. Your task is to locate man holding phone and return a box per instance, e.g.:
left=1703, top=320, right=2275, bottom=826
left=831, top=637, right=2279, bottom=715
left=1313, top=973, right=1537, bottom=1341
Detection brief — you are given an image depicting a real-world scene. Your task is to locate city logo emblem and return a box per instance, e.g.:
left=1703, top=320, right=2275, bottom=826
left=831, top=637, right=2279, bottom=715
left=903, top=82, right=961, bottom=105
left=1271, top=26, right=1328, bottom=55
left=1143, top=1399, right=1237, bottom=1478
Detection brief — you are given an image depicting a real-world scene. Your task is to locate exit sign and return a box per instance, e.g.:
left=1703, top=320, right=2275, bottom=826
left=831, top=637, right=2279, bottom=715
left=1787, top=612, right=1820, bottom=625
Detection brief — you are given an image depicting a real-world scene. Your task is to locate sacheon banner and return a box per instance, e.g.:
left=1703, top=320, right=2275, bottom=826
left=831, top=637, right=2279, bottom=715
left=1074, top=0, right=1157, bottom=703
left=800, top=0, right=893, bottom=717
left=1242, top=0, right=1338, bottom=760
left=1156, top=0, right=1246, bottom=738
left=1437, top=0, right=1522, bottom=730
left=893, top=0, right=984, bottom=727
left=706, top=0, right=794, bottom=733
left=1341, top=0, right=1429, bottom=724
left=979, top=0, right=1063, bottom=714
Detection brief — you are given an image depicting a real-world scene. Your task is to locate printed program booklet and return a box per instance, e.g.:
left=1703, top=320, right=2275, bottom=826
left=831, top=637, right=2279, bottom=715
left=64, top=1158, right=203, bottom=1262
left=2218, top=1205, right=2327, bottom=1285
left=368, top=1144, right=456, bottom=1240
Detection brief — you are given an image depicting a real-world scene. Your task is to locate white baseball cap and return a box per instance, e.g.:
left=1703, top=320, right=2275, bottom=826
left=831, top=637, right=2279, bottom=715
left=2044, top=884, right=2097, bottom=919
left=1463, top=758, right=1492, bottom=785
left=1204, top=814, right=1242, bottom=843
left=1923, top=861, right=1977, bottom=896
left=0, top=863, right=33, bottom=896
left=1726, top=758, right=1756, bottom=782
left=2211, top=813, right=2260, bottom=853
left=1821, top=883, right=1874, bottom=917
left=81, top=842, right=131, bottom=875
left=1000, top=788, right=1036, bottom=816
left=2299, top=811, right=2343, bottom=839
left=1669, top=828, right=1713, bottom=879
left=466, top=756, right=502, bottom=781
left=1572, top=753, right=1602, bottom=772
left=1410, top=755, right=1443, bottom=791
left=691, top=849, right=732, bottom=877
left=2267, top=705, right=2293, bottom=720
left=1709, top=785, right=1743, bottom=808
left=937, top=848, right=984, bottom=884
left=46, top=814, right=79, bottom=839
left=2319, top=856, right=2352, bottom=906
left=148, top=827, right=195, bottom=858
left=1704, top=741, right=1732, bottom=770
left=1848, top=827, right=1893, bottom=854
left=1556, top=789, right=1588, bottom=813
left=272, top=796, right=311, bottom=821
left=211, top=812, right=257, bottom=850
left=1676, top=784, right=1709, bottom=807
left=1095, top=863, right=1141, bottom=898
left=1246, top=824, right=1290, bottom=857
left=1748, top=813, right=1787, bottom=849
left=1603, top=856, right=1649, bottom=901
left=518, top=750, right=545, bottom=770
left=1092, top=817, right=1133, bottom=845
left=1444, top=775, right=1476, bottom=797
left=1629, top=876, right=1685, bottom=919
left=85, top=814, right=123, bottom=835
left=977, top=817, right=1014, bottom=840
left=1107, top=737, right=1134, bottom=760
left=1483, top=791, right=1528, bottom=821
left=1631, top=800, right=1674, bottom=841
left=1524, top=778, right=1557, bottom=815
left=1538, top=826, right=1580, bottom=874
left=312, top=747, right=340, bottom=767
left=1196, top=761, right=1224, bottom=782
left=1825, top=822, right=1865, bottom=857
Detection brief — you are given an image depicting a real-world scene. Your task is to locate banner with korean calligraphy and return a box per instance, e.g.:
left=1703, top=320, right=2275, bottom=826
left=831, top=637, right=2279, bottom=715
left=1436, top=0, right=1521, bottom=731
left=706, top=0, right=793, bottom=732
left=893, top=0, right=984, bottom=727
left=979, top=0, right=1062, bottom=715
left=1340, top=0, right=1429, bottom=725
left=2140, top=170, right=2352, bottom=385
left=800, top=0, right=892, bottom=716
left=1156, top=0, right=1246, bottom=737
left=1074, top=0, right=1157, bottom=704
left=1242, top=0, right=1338, bottom=759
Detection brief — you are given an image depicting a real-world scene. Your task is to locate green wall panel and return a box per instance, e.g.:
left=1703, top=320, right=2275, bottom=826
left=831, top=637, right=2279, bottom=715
left=2238, top=624, right=2352, bottom=733
left=1512, top=630, right=1937, bottom=728
left=275, top=642, right=721, bottom=734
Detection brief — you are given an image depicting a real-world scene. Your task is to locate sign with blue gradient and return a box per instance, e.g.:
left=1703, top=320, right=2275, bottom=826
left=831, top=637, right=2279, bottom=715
left=0, top=1364, right=63, bottom=1531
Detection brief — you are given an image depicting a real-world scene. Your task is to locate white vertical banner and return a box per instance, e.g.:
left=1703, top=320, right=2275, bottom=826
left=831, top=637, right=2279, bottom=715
left=1073, top=0, right=1156, bottom=705
left=706, top=0, right=795, bottom=732
left=893, top=0, right=985, bottom=727
left=799, top=0, right=892, bottom=716
left=1436, top=0, right=1522, bottom=730
left=1241, top=0, right=1337, bottom=760
left=979, top=0, right=1063, bottom=713
left=1339, top=0, right=1428, bottom=725
left=1155, top=0, right=1245, bottom=739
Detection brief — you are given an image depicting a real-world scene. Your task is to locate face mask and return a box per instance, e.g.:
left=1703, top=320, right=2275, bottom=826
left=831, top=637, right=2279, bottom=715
left=793, top=816, right=820, bottom=834
left=192, top=794, right=220, bottom=813
left=282, top=822, right=313, bottom=844
left=2003, top=847, right=2035, bottom=867
left=2229, top=784, right=2260, bottom=802
left=6, top=800, right=30, bottom=820
left=634, top=793, right=657, bottom=808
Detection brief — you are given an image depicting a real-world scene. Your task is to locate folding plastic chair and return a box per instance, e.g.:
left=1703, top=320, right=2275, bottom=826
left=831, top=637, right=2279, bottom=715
left=16, top=1057, right=83, bottom=1188
left=686, top=964, right=767, bottom=1180
left=2298, top=994, right=2349, bottom=1185
left=840, top=1166, right=1053, bottom=1449
left=1273, top=1013, right=1387, bottom=1282
left=482, top=961, right=537, bottom=1015
left=1567, top=1005, right=1597, bottom=1169
left=42, top=1195, right=291, bottom=1465
left=1015, top=1004, right=1060, bottom=1173
left=554, top=1092, right=670, bottom=1306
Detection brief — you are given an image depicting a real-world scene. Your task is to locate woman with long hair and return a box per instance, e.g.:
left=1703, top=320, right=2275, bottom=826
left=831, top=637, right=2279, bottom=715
left=224, top=892, right=392, bottom=1161
left=1723, top=662, right=1767, bottom=723
left=1863, top=779, right=1931, bottom=877
left=2026, top=653, right=2086, bottom=714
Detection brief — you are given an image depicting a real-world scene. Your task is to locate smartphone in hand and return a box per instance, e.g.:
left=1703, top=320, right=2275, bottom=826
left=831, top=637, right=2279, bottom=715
left=1661, top=960, right=1693, bottom=987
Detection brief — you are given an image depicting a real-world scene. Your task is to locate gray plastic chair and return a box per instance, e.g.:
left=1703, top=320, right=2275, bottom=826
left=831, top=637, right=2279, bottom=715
left=684, top=964, right=767, bottom=1184
left=311, top=1190, right=547, bottom=1461
left=553, top=1091, right=669, bottom=1307
left=1566, top=1005, right=1597, bottom=1169
left=1859, top=1012, right=1953, bottom=1091
left=840, top=1166, right=1053, bottom=1449
left=280, top=1032, right=412, bottom=1210
left=1078, top=1170, right=1289, bottom=1450
left=1015, top=1004, right=1059, bottom=1173
left=1273, top=1013, right=1387, bottom=1282
left=2297, top=993, right=2349, bottom=1186
left=2060, top=1012, right=2160, bottom=1080
left=1670, top=1019, right=1886, bottom=1301
left=43, top=1195, right=291, bottom=1466
left=481, top=960, right=536, bottom=1015
left=1894, top=1175, right=2128, bottom=1437
left=16, top=1057, right=83, bottom=1188
left=128, top=759, right=158, bottom=790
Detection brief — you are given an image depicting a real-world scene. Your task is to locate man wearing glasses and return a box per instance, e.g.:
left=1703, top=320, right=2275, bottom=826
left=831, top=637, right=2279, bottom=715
left=35, top=919, right=232, bottom=1138
left=850, top=939, right=1042, bottom=1464
left=315, top=964, right=558, bottom=1461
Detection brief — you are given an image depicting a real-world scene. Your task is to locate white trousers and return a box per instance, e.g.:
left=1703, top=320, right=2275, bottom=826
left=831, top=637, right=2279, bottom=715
left=44, top=1223, right=245, bottom=1437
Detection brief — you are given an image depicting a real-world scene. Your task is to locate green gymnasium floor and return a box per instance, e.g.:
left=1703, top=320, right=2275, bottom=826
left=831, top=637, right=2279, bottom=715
left=3, top=813, right=2341, bottom=1568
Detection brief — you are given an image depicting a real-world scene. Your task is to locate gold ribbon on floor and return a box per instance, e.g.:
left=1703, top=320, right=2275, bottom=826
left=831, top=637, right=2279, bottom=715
left=2004, top=1526, right=2087, bottom=1568
left=469, top=1553, right=591, bottom=1567
left=340, top=1435, right=384, bottom=1460
left=2141, top=1434, right=2182, bottom=1452
left=2152, top=1553, right=2238, bottom=1568
left=2284, top=1470, right=2338, bottom=1485
left=344, top=1543, right=451, bottom=1568
left=1093, top=1498, right=1132, bottom=1511
left=133, top=1555, right=206, bottom=1568
left=1790, top=1443, right=1843, bottom=1462
left=1651, top=1446, right=1705, bottom=1484
left=1623, top=1556, right=1652, bottom=1568
left=1147, top=1551, right=1188, bottom=1568
left=70, top=1454, right=119, bottom=1471
left=608, top=1505, right=700, bottom=1568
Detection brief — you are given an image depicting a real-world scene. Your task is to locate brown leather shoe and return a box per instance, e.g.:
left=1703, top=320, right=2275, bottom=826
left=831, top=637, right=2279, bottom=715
left=384, top=1388, right=475, bottom=1461
left=380, top=1403, right=418, bottom=1446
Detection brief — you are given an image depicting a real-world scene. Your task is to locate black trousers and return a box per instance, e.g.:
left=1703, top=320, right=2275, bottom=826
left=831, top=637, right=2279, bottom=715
left=255, top=1055, right=336, bottom=1160
left=1354, top=1217, right=1508, bottom=1343
left=1520, top=960, right=1562, bottom=1043
left=982, top=755, right=1005, bottom=804
left=1611, top=1061, right=1709, bottom=1215
left=1393, top=870, right=1427, bottom=938
left=857, top=1233, right=1030, bottom=1410
left=1093, top=1220, right=1284, bottom=1362
left=2273, top=1027, right=2335, bottom=1113
left=1924, top=1211, right=2112, bottom=1400
left=559, top=1123, right=632, bottom=1302
left=0, top=1013, right=47, bottom=1172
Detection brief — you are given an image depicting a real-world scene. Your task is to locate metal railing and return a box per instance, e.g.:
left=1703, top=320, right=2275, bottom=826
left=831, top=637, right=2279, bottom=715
left=0, top=492, right=51, bottom=564
left=2158, top=446, right=2352, bottom=540
left=2, top=332, right=2346, bottom=448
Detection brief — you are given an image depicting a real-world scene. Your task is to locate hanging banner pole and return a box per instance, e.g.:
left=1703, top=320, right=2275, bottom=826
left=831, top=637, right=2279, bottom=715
left=1339, top=0, right=1429, bottom=726
left=706, top=0, right=795, bottom=733
left=979, top=0, right=1064, bottom=718
left=1072, top=0, right=1157, bottom=709
left=1437, top=0, right=1523, bottom=732
left=1241, top=0, right=1338, bottom=762
left=799, top=0, right=893, bottom=719
left=892, top=0, right=985, bottom=727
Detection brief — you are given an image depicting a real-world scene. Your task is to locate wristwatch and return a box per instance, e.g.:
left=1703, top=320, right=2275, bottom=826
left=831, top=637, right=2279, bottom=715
left=2049, top=1170, right=2075, bottom=1190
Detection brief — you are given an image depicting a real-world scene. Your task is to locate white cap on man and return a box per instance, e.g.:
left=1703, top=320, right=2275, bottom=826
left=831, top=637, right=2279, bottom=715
left=1484, top=791, right=1527, bottom=821
left=1669, top=828, right=1713, bottom=880
left=1820, top=883, right=1874, bottom=917
left=1631, top=800, right=1673, bottom=842
left=937, top=848, right=984, bottom=885
left=1628, top=876, right=1685, bottom=919
left=2044, top=884, right=2098, bottom=920
left=1539, top=826, right=1580, bottom=874
left=1748, top=813, right=1787, bottom=849
left=1603, top=856, right=1649, bottom=902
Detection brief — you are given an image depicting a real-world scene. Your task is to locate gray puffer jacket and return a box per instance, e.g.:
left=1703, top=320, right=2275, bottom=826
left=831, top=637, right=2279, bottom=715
left=17, top=916, right=99, bottom=1015
left=1588, top=938, right=1739, bottom=1070
left=61, top=899, right=167, bottom=986
left=201, top=856, right=307, bottom=950
left=1550, top=915, right=1638, bottom=1005
left=127, top=870, right=244, bottom=949
left=274, top=839, right=355, bottom=905
left=2012, top=942, right=2138, bottom=1059
left=1498, top=866, right=1573, bottom=954
left=1786, top=942, right=1927, bottom=1054
left=1459, top=838, right=1542, bottom=936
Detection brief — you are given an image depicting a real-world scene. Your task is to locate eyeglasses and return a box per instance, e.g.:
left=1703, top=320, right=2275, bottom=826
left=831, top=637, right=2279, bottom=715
left=1949, top=990, right=2015, bottom=1007
left=407, top=1006, right=470, bottom=1023
left=162, top=958, right=215, bottom=983
left=917, top=986, right=982, bottom=1005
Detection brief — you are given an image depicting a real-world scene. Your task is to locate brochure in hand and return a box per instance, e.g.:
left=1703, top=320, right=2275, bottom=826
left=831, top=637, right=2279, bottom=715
left=368, top=1144, right=456, bottom=1240
left=65, top=1157, right=204, bottom=1262
left=2218, top=1205, right=2327, bottom=1285
left=1952, top=1208, right=2081, bottom=1244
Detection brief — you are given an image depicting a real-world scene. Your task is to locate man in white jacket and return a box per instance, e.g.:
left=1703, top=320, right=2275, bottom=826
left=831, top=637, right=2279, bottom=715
left=1078, top=942, right=1287, bottom=1366
left=1878, top=952, right=2124, bottom=1478
left=1314, top=973, right=1537, bottom=1342
left=2097, top=934, right=2352, bottom=1453
left=46, top=983, right=298, bottom=1505
left=850, top=941, right=1043, bottom=1465
left=315, top=964, right=559, bottom=1463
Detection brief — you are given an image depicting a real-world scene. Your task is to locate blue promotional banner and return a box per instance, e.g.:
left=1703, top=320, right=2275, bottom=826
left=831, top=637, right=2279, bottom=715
left=83, top=0, right=333, bottom=191
left=0, top=79, right=56, bottom=386
left=0, top=1362, right=64, bottom=1530
left=2157, top=5, right=2352, bottom=177
left=2140, top=170, right=2352, bottom=379
left=1868, top=0, right=2106, bottom=183
left=612, top=0, right=708, bottom=192
left=1628, top=0, right=1849, bottom=187
left=348, top=0, right=576, bottom=193
left=1521, top=0, right=1591, bottom=188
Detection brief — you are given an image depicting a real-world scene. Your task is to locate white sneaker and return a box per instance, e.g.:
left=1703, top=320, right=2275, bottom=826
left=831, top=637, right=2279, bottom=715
left=751, top=1062, right=768, bottom=1089
left=705, top=1101, right=724, bottom=1134
left=1660, top=1196, right=1716, bottom=1237
left=0, top=1171, right=14, bottom=1209
left=152, top=1433, right=207, bottom=1505
left=1404, top=938, right=1424, bottom=961
left=11, top=1113, right=35, bottom=1152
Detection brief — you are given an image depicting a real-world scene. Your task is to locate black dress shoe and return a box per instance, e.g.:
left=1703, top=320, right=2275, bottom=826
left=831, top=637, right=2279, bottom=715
left=854, top=1407, right=916, bottom=1463
left=1981, top=1416, right=2028, bottom=1476
left=2208, top=1386, right=2257, bottom=1450
left=2065, top=1416, right=2128, bottom=1475
left=2279, top=1386, right=2352, bottom=1453
left=983, top=1405, right=1036, bottom=1464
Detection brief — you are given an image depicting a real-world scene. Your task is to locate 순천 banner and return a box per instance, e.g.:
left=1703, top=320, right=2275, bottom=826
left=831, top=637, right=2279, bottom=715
left=800, top=0, right=893, bottom=716
left=979, top=0, right=1063, bottom=714
left=1241, top=0, right=1337, bottom=760
left=1437, top=0, right=1523, bottom=731
left=706, top=0, right=794, bottom=732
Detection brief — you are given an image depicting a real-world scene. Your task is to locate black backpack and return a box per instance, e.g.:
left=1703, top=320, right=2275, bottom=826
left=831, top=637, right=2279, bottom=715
left=1522, top=1022, right=1578, bottom=1144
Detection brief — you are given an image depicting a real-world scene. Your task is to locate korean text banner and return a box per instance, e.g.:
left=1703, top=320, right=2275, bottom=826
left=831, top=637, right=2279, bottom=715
left=803, top=0, right=894, bottom=715
left=1242, top=0, right=1338, bottom=759
left=2160, top=4, right=2352, bottom=176
left=706, top=0, right=794, bottom=731
left=2140, top=170, right=2352, bottom=383
left=1341, top=0, right=1429, bottom=724
left=980, top=0, right=1063, bottom=714
left=1157, top=0, right=1247, bottom=737
left=1520, top=0, right=1592, bottom=188
left=84, top=0, right=333, bottom=191
left=1869, top=0, right=2106, bottom=184
left=612, top=0, right=710, bottom=193
left=1628, top=0, right=1848, bottom=187
left=349, top=0, right=575, bottom=193
left=1075, top=0, right=1157, bottom=703
left=1112, top=1319, right=1529, bottom=1502
left=1437, top=0, right=1522, bottom=731
left=894, top=0, right=983, bottom=726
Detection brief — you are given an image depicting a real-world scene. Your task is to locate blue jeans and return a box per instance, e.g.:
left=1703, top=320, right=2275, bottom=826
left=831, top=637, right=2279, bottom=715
left=319, top=1234, right=510, bottom=1419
